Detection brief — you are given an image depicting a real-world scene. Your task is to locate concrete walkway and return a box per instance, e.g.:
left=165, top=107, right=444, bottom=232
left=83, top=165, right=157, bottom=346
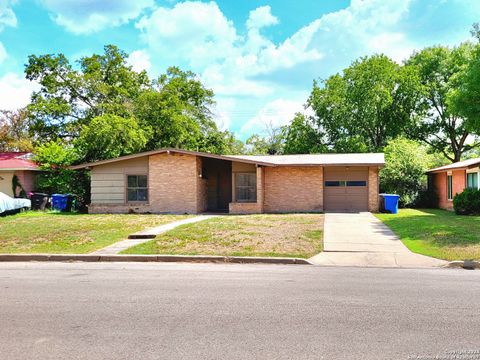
left=91, top=215, right=217, bottom=255
left=309, top=212, right=447, bottom=268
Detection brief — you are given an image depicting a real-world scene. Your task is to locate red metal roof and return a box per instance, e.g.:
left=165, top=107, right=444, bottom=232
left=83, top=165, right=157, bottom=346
left=0, top=152, right=39, bottom=170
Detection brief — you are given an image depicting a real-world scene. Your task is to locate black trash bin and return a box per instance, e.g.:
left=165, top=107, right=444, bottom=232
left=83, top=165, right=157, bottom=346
left=31, top=193, right=49, bottom=210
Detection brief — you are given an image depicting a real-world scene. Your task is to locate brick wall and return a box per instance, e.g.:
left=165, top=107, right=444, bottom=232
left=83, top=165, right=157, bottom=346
left=434, top=170, right=466, bottom=210
left=88, top=204, right=151, bottom=214
left=368, top=167, right=380, bottom=212
left=148, top=153, right=199, bottom=214
left=263, top=166, right=323, bottom=213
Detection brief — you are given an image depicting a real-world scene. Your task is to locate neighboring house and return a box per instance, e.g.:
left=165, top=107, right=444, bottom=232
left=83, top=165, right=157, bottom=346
left=0, top=152, right=39, bottom=197
left=71, top=148, right=385, bottom=214
left=426, top=158, right=480, bottom=210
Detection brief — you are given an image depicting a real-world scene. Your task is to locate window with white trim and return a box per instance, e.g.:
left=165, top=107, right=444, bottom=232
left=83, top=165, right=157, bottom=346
left=127, top=175, right=148, bottom=202
left=235, top=173, right=256, bottom=202
left=447, top=175, right=453, bottom=200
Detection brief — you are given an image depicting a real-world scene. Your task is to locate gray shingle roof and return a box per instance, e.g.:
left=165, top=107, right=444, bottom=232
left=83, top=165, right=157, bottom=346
left=229, top=153, right=385, bottom=166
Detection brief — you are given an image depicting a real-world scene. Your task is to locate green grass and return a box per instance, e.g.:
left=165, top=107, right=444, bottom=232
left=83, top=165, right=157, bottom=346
left=376, top=209, right=480, bottom=261
left=0, top=211, right=191, bottom=254
left=122, top=213, right=324, bottom=258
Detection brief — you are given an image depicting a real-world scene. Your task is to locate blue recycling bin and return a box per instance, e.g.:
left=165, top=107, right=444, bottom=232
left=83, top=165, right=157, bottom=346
left=380, top=194, right=400, bottom=214
left=51, top=194, right=71, bottom=212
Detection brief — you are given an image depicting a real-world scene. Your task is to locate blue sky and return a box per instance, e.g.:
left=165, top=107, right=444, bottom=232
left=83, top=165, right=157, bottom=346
left=0, top=0, right=479, bottom=139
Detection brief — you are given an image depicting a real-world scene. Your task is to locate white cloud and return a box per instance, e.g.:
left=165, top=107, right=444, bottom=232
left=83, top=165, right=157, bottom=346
left=136, top=1, right=323, bottom=97
left=0, top=0, right=17, bottom=31
left=127, top=50, right=151, bottom=72
left=39, top=0, right=154, bottom=34
left=0, top=73, right=39, bottom=110
left=0, top=0, right=17, bottom=63
left=240, top=99, right=307, bottom=136
left=136, top=1, right=237, bottom=69
left=0, top=42, right=6, bottom=63
left=246, top=5, right=278, bottom=30
left=134, top=0, right=424, bottom=135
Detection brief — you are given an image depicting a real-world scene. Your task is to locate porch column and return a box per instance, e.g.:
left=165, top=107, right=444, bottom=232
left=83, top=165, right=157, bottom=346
left=256, top=165, right=264, bottom=213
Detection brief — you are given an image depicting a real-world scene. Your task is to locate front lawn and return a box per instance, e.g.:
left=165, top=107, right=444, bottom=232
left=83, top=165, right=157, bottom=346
left=0, top=211, right=191, bottom=254
left=376, top=209, right=480, bottom=261
left=122, top=214, right=324, bottom=258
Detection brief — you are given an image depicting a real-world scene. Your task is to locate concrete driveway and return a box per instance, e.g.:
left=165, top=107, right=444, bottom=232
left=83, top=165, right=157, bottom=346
left=309, top=212, right=447, bottom=268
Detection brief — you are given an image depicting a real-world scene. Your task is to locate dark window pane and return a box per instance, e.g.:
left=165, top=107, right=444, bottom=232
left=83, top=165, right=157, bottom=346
left=325, top=181, right=344, bottom=187
left=127, top=189, right=137, bottom=201
left=137, top=189, right=148, bottom=201
left=447, top=175, right=452, bottom=199
left=127, top=176, right=137, bottom=188
left=467, top=173, right=478, bottom=189
left=346, top=181, right=367, bottom=187
left=235, top=173, right=256, bottom=202
left=138, top=175, right=148, bottom=188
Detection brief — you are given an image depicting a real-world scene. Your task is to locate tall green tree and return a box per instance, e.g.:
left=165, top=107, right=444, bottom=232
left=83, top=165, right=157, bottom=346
left=0, top=108, right=34, bottom=151
left=406, top=42, right=478, bottom=162
left=380, top=138, right=435, bottom=206
left=25, top=45, right=150, bottom=140
left=34, top=141, right=90, bottom=204
left=134, top=67, right=225, bottom=153
left=308, top=55, right=420, bottom=152
left=24, top=45, right=240, bottom=156
left=448, top=27, right=480, bottom=138
left=75, top=114, right=148, bottom=162
left=282, top=113, right=326, bottom=154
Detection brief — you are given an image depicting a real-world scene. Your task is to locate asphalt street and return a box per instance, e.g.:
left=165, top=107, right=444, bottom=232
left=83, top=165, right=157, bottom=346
left=0, top=262, right=479, bottom=360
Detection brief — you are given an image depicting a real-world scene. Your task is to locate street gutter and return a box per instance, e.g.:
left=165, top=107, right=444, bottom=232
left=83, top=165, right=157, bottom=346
left=0, top=254, right=312, bottom=265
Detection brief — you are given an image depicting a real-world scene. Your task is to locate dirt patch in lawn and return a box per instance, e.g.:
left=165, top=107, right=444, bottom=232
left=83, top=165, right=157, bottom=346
left=122, top=213, right=324, bottom=258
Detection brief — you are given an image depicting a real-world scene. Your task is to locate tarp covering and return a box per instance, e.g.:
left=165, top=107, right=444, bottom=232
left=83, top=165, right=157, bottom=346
left=0, top=192, right=31, bottom=213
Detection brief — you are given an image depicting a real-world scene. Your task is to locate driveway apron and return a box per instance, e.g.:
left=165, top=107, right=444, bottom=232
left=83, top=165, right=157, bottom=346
left=309, top=212, right=447, bottom=268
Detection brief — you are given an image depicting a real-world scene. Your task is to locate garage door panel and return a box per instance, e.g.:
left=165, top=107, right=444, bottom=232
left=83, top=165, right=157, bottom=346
left=324, top=167, right=368, bottom=211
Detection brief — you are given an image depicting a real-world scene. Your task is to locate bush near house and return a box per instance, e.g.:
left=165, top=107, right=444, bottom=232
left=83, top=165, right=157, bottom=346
left=380, top=138, right=435, bottom=207
left=453, top=188, right=480, bottom=215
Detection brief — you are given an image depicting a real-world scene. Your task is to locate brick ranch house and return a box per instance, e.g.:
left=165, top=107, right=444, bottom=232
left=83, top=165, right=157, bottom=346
left=0, top=152, right=39, bottom=197
left=71, top=149, right=385, bottom=214
left=427, top=157, right=480, bottom=210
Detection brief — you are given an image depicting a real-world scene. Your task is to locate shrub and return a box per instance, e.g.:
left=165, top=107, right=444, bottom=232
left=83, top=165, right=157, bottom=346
left=413, top=188, right=438, bottom=208
left=380, top=138, right=435, bottom=207
left=453, top=188, right=480, bottom=215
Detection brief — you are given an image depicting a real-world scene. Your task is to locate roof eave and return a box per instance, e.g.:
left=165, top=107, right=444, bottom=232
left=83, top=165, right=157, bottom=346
left=0, top=167, right=41, bottom=171
left=70, top=148, right=276, bottom=170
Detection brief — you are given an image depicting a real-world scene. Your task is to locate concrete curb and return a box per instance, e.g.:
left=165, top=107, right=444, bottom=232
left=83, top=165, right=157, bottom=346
left=0, top=254, right=312, bottom=265
left=443, top=260, right=480, bottom=270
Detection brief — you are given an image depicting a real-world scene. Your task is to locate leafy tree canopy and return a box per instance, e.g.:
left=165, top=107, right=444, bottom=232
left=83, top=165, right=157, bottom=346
left=405, top=42, right=478, bottom=162
left=75, top=114, right=148, bottom=162
left=25, top=45, right=238, bottom=161
left=0, top=108, right=34, bottom=152
left=282, top=113, right=326, bottom=154
left=380, top=138, right=435, bottom=206
left=308, top=54, right=421, bottom=152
